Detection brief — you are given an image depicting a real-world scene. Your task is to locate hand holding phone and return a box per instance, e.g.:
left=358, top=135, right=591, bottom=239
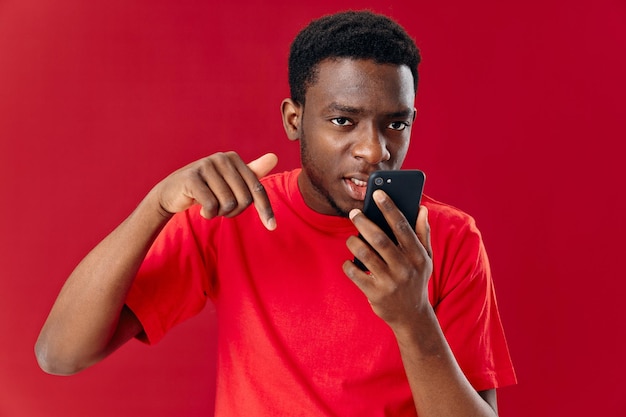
left=353, top=170, right=425, bottom=271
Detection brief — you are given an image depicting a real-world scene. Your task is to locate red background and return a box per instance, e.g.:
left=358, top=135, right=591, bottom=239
left=1, top=1, right=625, bottom=416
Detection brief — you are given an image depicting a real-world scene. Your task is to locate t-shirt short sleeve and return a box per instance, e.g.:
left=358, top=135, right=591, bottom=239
left=125, top=206, right=216, bottom=345
left=426, top=197, right=517, bottom=391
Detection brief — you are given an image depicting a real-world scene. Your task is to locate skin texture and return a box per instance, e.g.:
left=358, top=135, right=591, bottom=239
left=35, top=152, right=278, bottom=374
left=36, top=58, right=499, bottom=416
left=282, top=59, right=415, bottom=217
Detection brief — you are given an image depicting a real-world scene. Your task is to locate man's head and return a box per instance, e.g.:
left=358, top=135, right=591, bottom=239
left=288, top=10, right=421, bottom=105
left=282, top=11, right=420, bottom=217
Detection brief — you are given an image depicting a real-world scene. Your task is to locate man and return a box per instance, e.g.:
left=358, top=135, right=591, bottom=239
left=36, top=10, right=516, bottom=416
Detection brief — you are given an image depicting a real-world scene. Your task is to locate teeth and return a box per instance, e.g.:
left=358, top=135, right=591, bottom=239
left=350, top=178, right=367, bottom=187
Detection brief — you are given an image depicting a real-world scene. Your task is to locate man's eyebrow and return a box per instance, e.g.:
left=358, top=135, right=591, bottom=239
left=326, top=102, right=414, bottom=119
left=326, top=102, right=364, bottom=115
left=387, top=109, right=415, bottom=119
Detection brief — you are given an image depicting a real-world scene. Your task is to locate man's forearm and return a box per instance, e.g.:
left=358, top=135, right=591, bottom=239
left=35, top=191, right=170, bottom=375
left=393, top=307, right=498, bottom=417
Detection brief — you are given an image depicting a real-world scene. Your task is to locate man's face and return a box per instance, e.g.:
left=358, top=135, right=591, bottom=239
left=290, top=58, right=416, bottom=217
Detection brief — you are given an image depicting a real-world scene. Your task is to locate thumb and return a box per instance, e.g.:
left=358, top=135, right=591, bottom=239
left=247, top=153, right=278, bottom=179
left=415, top=205, right=433, bottom=259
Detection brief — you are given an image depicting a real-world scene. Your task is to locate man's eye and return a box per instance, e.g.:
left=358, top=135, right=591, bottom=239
left=331, top=117, right=353, bottom=127
left=388, top=121, right=408, bottom=131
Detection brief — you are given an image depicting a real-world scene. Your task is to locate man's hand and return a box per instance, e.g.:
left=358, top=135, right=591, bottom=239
left=151, top=151, right=278, bottom=230
left=343, top=189, right=432, bottom=327
left=35, top=151, right=278, bottom=375
left=343, top=192, right=499, bottom=416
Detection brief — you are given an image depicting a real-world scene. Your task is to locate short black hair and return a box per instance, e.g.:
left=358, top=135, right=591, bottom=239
left=288, top=10, right=421, bottom=105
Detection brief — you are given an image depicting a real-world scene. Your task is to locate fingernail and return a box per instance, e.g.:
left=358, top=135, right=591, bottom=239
left=266, top=217, right=277, bottom=231
left=373, top=189, right=385, bottom=202
left=349, top=209, right=360, bottom=220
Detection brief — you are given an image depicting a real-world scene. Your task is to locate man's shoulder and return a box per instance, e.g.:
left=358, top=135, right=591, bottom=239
left=422, top=194, right=474, bottom=222
left=260, top=169, right=300, bottom=194
left=421, top=194, right=480, bottom=238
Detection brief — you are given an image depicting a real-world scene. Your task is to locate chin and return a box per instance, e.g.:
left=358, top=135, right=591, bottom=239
left=326, top=198, right=351, bottom=218
left=334, top=200, right=364, bottom=218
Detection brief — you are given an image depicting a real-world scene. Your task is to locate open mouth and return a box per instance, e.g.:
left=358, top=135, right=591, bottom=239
left=344, top=177, right=368, bottom=201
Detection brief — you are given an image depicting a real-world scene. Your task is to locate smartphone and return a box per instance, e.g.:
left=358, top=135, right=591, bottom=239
left=353, top=170, right=426, bottom=271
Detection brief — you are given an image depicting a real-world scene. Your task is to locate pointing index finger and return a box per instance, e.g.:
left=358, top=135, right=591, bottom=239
left=251, top=179, right=276, bottom=230
left=245, top=153, right=278, bottom=230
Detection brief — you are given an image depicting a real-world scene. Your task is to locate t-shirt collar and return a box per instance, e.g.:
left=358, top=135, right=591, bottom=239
left=287, top=168, right=356, bottom=234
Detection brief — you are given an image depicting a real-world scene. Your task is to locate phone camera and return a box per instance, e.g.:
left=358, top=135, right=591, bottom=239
left=374, top=177, right=384, bottom=186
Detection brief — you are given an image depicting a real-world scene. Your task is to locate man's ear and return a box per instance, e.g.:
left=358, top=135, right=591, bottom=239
left=281, top=98, right=302, bottom=141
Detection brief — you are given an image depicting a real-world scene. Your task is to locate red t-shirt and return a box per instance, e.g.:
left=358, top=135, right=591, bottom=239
left=126, top=169, right=516, bottom=416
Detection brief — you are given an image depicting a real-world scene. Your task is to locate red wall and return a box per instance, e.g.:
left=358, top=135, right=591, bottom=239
left=1, top=1, right=625, bottom=415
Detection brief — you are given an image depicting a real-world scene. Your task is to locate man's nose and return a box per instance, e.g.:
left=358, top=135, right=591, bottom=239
left=352, top=124, right=390, bottom=165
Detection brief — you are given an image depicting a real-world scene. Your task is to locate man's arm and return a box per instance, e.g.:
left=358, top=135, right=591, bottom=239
left=35, top=152, right=278, bottom=375
left=343, top=190, right=499, bottom=416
